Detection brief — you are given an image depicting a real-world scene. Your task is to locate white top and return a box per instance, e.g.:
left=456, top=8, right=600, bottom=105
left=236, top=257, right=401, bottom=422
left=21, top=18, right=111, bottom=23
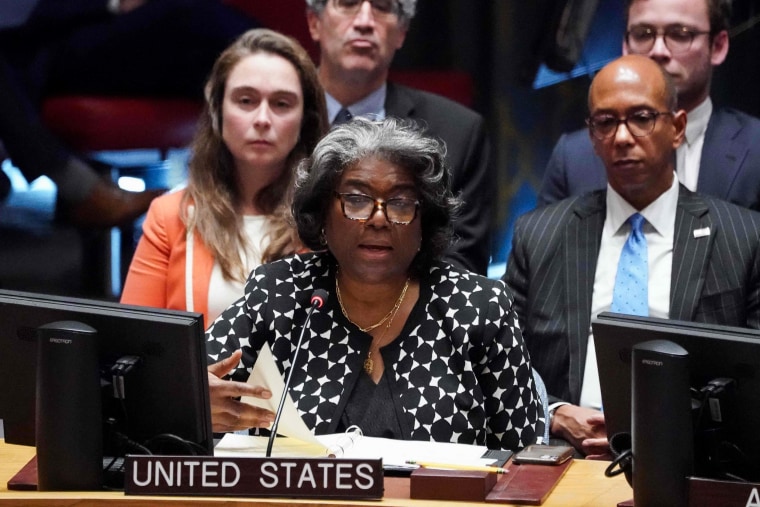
left=207, top=215, right=270, bottom=323
left=580, top=175, right=679, bottom=409
left=676, top=97, right=712, bottom=191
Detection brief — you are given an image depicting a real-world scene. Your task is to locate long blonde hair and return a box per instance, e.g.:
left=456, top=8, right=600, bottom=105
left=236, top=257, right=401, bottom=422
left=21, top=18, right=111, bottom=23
left=181, top=29, right=327, bottom=282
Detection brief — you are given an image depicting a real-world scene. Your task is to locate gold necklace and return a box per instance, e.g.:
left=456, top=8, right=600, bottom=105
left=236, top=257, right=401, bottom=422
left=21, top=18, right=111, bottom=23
left=335, top=274, right=410, bottom=375
left=363, top=298, right=405, bottom=375
left=336, top=274, right=409, bottom=333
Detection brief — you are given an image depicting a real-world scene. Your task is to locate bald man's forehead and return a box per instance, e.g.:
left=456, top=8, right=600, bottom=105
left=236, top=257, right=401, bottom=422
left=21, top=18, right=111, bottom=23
left=590, top=57, right=668, bottom=108
left=590, top=77, right=667, bottom=113
left=613, top=65, right=643, bottom=84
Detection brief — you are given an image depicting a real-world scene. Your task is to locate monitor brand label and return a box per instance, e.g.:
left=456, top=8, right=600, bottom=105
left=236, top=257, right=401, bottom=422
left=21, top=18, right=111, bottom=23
left=48, top=337, right=73, bottom=344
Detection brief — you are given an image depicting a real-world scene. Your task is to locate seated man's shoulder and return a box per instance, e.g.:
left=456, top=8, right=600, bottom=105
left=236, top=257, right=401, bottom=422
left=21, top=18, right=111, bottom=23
left=715, top=107, right=760, bottom=130
left=547, top=127, right=597, bottom=165
left=388, top=82, right=483, bottom=124
left=701, top=192, right=760, bottom=223
left=510, top=193, right=604, bottom=255
left=518, top=191, right=601, bottom=226
left=710, top=108, right=760, bottom=155
left=689, top=193, right=760, bottom=248
left=559, top=127, right=593, bottom=145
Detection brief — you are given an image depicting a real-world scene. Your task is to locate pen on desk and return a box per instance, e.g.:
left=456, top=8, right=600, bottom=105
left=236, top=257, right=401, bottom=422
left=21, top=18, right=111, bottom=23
left=405, top=460, right=508, bottom=474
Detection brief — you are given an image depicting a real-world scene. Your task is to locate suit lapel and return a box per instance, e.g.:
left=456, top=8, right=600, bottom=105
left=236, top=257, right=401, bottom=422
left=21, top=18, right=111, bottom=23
left=670, top=187, right=713, bottom=320
left=564, top=192, right=604, bottom=403
left=384, top=82, right=415, bottom=119
left=698, top=109, right=747, bottom=201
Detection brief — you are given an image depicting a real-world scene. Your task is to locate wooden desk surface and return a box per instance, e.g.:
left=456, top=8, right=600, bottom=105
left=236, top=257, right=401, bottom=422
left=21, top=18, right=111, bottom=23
left=0, top=440, right=632, bottom=506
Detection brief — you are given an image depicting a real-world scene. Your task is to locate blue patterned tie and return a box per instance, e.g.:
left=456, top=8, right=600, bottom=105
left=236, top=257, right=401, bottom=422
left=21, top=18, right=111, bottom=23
left=610, top=213, right=648, bottom=316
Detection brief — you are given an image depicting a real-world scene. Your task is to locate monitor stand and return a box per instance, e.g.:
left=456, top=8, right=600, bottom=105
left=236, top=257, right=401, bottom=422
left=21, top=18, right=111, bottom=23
left=7, top=454, right=128, bottom=491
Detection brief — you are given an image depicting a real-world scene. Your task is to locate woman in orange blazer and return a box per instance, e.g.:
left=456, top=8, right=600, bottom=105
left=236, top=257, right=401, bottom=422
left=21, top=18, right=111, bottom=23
left=121, top=29, right=327, bottom=327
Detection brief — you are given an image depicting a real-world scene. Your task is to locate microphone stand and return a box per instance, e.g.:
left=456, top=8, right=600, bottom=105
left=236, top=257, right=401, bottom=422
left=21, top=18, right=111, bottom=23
left=265, top=290, right=327, bottom=457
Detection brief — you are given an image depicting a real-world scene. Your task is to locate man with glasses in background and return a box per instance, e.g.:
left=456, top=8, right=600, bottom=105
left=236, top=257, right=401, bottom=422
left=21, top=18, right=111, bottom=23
left=305, top=0, right=495, bottom=275
left=504, top=54, right=760, bottom=458
left=538, top=0, right=760, bottom=212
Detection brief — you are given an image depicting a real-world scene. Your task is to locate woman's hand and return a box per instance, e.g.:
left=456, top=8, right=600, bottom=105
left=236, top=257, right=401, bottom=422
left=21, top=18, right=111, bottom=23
left=207, top=349, right=275, bottom=433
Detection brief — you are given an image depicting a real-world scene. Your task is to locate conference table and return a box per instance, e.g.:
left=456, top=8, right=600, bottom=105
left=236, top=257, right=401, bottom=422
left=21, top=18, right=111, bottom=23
left=0, top=440, right=632, bottom=506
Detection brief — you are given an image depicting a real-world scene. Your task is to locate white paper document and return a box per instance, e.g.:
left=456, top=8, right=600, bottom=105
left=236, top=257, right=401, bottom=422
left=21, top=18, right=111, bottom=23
left=215, top=433, right=493, bottom=470
left=239, top=342, right=322, bottom=445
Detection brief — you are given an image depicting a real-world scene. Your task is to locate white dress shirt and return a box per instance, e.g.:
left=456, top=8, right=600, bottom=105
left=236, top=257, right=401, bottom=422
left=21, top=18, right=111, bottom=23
left=676, top=98, right=712, bottom=191
left=579, top=175, right=679, bottom=409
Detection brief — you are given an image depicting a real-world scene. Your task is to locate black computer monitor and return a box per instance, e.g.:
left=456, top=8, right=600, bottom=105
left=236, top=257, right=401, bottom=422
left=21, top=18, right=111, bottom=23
left=593, top=312, right=760, bottom=481
left=0, top=289, right=213, bottom=459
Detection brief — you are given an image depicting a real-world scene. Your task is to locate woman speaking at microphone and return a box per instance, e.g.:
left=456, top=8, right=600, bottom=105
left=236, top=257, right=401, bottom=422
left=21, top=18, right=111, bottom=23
left=206, top=118, right=543, bottom=450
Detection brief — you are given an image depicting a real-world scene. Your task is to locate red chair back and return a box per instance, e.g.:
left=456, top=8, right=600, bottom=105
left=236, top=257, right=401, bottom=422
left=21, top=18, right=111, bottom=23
left=42, top=96, right=202, bottom=153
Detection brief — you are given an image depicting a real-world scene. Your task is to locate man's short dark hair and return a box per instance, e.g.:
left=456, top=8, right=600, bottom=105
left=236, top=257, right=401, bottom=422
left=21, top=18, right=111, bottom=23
left=625, top=0, right=732, bottom=35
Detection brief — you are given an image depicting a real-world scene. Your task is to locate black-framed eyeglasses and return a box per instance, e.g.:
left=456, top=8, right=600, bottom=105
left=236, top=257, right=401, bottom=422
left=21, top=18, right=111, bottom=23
left=626, top=25, right=712, bottom=54
left=334, top=192, right=419, bottom=225
left=331, top=0, right=400, bottom=18
left=586, top=110, right=674, bottom=140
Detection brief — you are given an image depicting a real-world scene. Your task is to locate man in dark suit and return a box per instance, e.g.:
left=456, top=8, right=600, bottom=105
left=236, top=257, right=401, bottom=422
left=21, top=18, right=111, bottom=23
left=505, top=55, right=760, bottom=458
left=305, top=0, right=494, bottom=274
left=538, top=0, right=760, bottom=213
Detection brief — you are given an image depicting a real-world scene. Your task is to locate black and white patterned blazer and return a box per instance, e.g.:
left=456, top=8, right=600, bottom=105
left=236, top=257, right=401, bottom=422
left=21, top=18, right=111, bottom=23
left=206, top=252, right=542, bottom=450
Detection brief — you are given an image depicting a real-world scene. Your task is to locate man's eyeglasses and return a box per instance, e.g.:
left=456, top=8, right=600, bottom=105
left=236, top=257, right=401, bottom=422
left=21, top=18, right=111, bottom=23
left=586, top=110, right=674, bottom=140
left=334, top=192, right=419, bottom=225
left=626, top=25, right=711, bottom=54
left=331, top=0, right=400, bottom=18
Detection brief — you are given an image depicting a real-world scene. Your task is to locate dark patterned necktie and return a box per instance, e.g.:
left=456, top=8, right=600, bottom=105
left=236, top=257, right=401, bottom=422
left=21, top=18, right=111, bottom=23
left=333, top=107, right=353, bottom=126
left=610, top=213, right=648, bottom=316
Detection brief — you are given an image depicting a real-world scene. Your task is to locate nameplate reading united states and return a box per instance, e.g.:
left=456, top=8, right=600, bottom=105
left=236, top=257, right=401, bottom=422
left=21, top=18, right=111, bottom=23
left=124, top=456, right=384, bottom=499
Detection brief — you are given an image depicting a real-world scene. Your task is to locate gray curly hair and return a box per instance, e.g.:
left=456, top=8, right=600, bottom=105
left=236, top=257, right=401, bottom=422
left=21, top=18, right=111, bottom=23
left=305, top=0, right=417, bottom=26
left=292, top=117, right=460, bottom=275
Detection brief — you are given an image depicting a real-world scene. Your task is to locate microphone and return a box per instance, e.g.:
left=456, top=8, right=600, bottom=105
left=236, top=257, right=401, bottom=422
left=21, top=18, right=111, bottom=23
left=310, top=289, right=327, bottom=310
left=266, top=289, right=329, bottom=457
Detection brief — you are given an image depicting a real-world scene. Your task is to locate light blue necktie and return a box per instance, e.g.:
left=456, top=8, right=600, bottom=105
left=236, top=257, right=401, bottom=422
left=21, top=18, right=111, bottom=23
left=610, top=213, right=648, bottom=316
